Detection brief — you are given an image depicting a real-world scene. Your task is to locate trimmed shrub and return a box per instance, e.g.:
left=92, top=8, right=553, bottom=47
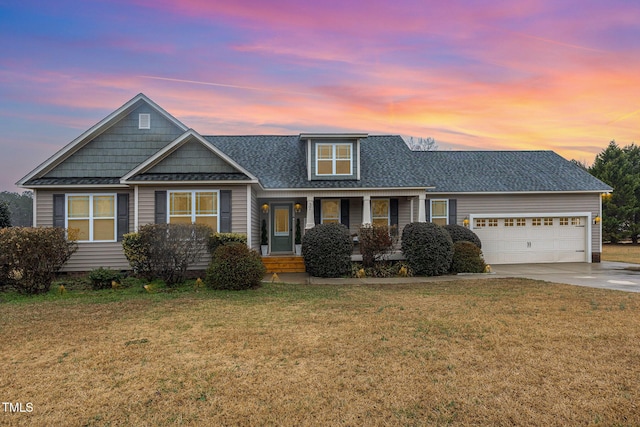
left=358, top=224, right=397, bottom=268
left=450, top=241, right=486, bottom=274
left=206, top=242, right=266, bottom=290
left=302, top=223, right=353, bottom=277
left=444, top=224, right=482, bottom=249
left=0, top=227, right=78, bottom=295
left=401, top=222, right=454, bottom=276
left=208, top=232, right=248, bottom=254
left=88, top=267, right=123, bottom=290
left=122, top=223, right=211, bottom=286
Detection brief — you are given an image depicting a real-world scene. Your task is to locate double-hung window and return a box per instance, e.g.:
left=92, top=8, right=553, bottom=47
left=66, top=194, right=116, bottom=242
left=371, top=199, right=390, bottom=226
left=316, top=143, right=352, bottom=175
left=169, top=190, right=219, bottom=231
left=430, top=200, right=448, bottom=226
left=321, top=199, right=340, bottom=224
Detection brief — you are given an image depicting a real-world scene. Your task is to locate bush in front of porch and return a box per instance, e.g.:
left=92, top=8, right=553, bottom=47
left=401, top=222, right=454, bottom=276
left=302, top=223, right=353, bottom=277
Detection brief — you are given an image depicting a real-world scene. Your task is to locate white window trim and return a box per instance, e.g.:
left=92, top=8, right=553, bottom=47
left=167, top=190, right=220, bottom=231
left=65, top=193, right=117, bottom=242
left=139, top=113, right=150, bottom=129
left=321, top=199, right=341, bottom=224
left=316, top=143, right=353, bottom=176
left=371, top=198, right=390, bottom=226
left=430, top=199, right=449, bottom=224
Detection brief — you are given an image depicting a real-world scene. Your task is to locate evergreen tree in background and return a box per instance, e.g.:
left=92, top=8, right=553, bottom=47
left=0, top=201, right=11, bottom=228
left=589, top=141, right=640, bottom=244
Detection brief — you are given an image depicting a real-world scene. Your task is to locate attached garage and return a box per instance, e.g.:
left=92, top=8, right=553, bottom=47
left=470, top=213, right=591, bottom=264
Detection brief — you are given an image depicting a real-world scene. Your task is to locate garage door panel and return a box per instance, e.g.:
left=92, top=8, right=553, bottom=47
left=473, top=215, right=587, bottom=264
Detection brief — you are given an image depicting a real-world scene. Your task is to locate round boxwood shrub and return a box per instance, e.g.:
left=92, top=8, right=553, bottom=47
left=450, top=241, right=486, bottom=273
left=444, top=224, right=482, bottom=249
left=206, top=243, right=266, bottom=290
left=302, top=223, right=353, bottom=277
left=401, top=222, right=454, bottom=276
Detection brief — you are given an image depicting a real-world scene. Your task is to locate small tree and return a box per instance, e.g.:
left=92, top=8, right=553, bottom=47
left=358, top=223, right=397, bottom=268
left=0, top=201, right=11, bottom=228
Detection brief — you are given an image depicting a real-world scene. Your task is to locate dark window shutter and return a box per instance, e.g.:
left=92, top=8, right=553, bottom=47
left=448, top=199, right=457, bottom=225
left=314, top=199, right=321, bottom=225
left=53, top=194, right=65, bottom=228
left=117, top=194, right=129, bottom=241
left=155, top=191, right=167, bottom=224
left=425, top=198, right=431, bottom=222
left=220, top=190, right=232, bottom=232
left=340, top=199, right=350, bottom=228
left=390, top=199, right=399, bottom=227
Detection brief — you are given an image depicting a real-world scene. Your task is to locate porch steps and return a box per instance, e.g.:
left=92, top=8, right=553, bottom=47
left=262, top=256, right=306, bottom=273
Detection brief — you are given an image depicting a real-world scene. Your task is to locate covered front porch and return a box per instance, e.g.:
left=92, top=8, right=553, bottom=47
left=256, top=190, right=428, bottom=257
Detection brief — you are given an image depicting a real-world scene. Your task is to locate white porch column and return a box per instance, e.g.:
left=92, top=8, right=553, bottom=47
left=362, top=195, right=372, bottom=225
left=418, top=194, right=427, bottom=222
left=305, top=196, right=315, bottom=229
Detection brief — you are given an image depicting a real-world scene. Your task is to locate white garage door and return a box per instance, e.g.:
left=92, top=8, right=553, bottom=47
left=471, top=216, right=588, bottom=264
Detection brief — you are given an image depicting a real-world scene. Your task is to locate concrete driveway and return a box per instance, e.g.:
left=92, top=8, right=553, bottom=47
left=492, top=262, right=640, bottom=292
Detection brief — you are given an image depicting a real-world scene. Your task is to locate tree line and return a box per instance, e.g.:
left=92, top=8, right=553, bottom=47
left=0, top=191, right=33, bottom=228
left=588, top=141, right=640, bottom=244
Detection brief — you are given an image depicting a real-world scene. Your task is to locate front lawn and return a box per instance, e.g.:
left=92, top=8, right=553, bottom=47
left=603, top=243, right=640, bottom=264
left=1, top=279, right=640, bottom=425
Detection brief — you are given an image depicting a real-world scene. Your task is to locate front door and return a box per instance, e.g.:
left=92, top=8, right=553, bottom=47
left=271, top=204, right=292, bottom=253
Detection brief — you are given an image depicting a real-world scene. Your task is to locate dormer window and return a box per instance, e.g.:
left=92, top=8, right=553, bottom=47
left=316, top=143, right=352, bottom=175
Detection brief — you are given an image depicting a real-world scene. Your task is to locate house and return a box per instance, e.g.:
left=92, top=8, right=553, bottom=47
left=17, top=93, right=611, bottom=271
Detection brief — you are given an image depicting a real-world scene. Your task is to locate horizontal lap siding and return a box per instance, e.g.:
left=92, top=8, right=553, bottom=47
left=449, top=193, right=601, bottom=254
left=35, top=189, right=134, bottom=272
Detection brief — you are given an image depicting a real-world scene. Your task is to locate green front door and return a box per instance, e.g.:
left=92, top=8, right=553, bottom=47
left=271, top=204, right=292, bottom=253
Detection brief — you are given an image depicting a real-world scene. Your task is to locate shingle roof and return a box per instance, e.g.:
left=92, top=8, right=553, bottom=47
left=23, top=177, right=122, bottom=186
left=128, top=173, right=251, bottom=182
left=206, top=135, right=611, bottom=192
left=411, top=150, right=612, bottom=192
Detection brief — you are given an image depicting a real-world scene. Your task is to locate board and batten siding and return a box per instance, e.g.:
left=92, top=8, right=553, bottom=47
left=35, top=189, right=133, bottom=272
left=434, top=193, right=602, bottom=253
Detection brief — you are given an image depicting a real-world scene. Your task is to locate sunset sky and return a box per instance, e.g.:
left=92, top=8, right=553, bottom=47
left=1, top=0, right=639, bottom=191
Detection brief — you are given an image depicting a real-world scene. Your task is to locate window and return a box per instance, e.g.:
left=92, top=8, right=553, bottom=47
left=316, top=143, right=352, bottom=175
left=321, top=200, right=340, bottom=224
left=169, top=191, right=218, bottom=231
left=544, top=218, right=553, bottom=226
left=430, top=200, right=448, bottom=226
left=371, top=199, right=390, bottom=226
left=572, top=217, right=582, bottom=226
left=475, top=219, right=486, bottom=228
left=66, top=194, right=116, bottom=242
left=139, top=113, right=150, bottom=129
left=532, top=218, right=542, bottom=226
left=504, top=218, right=514, bottom=227
left=560, top=217, right=569, bottom=226
left=488, top=219, right=498, bottom=227
left=516, top=218, right=526, bottom=227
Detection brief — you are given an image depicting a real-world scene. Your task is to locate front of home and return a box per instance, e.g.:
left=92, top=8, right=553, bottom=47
left=18, top=94, right=611, bottom=271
